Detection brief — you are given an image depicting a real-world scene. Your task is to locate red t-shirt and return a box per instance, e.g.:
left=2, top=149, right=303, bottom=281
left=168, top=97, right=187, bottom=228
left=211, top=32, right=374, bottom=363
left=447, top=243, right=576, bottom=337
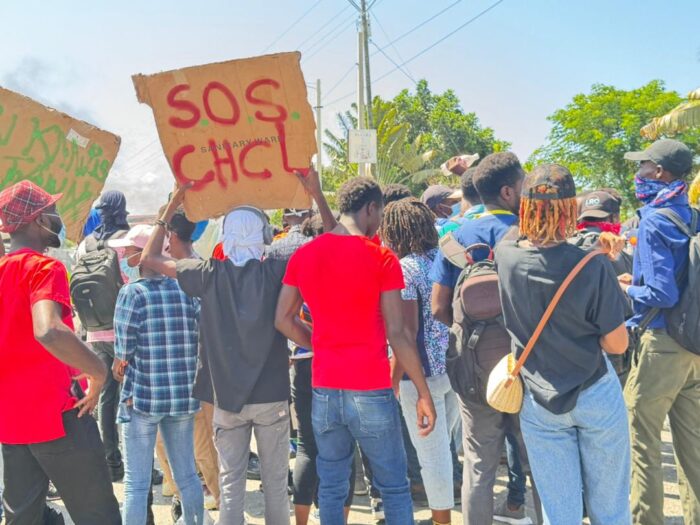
left=0, top=249, right=78, bottom=444
left=283, top=233, right=404, bottom=390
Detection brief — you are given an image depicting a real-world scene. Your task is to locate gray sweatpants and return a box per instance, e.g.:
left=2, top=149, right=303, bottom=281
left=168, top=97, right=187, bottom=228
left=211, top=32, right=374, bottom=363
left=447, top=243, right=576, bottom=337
left=213, top=401, right=290, bottom=525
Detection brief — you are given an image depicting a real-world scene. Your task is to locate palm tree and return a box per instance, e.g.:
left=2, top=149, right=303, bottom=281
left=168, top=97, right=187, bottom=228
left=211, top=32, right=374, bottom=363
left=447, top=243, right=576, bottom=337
left=323, top=100, right=441, bottom=190
left=641, top=87, right=700, bottom=139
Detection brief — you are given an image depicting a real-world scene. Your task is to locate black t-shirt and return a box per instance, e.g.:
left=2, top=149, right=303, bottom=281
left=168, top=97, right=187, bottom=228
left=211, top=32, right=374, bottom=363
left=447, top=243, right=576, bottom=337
left=495, top=240, right=627, bottom=414
left=176, top=257, right=289, bottom=413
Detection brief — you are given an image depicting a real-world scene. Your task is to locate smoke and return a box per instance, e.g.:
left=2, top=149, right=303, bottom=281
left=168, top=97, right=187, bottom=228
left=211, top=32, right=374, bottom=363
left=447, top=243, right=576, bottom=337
left=1, top=57, right=97, bottom=123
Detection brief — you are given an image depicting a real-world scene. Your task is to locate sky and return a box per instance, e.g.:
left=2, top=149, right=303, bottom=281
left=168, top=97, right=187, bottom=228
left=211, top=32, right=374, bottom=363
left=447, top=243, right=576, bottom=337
left=1, top=0, right=698, bottom=213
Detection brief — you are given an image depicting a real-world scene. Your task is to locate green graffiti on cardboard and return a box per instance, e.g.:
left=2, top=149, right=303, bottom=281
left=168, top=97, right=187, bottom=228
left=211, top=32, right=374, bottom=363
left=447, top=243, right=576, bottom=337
left=0, top=104, right=112, bottom=217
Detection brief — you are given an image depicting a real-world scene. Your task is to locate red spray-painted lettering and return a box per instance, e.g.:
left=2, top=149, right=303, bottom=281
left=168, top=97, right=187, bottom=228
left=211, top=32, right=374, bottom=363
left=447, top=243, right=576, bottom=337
left=167, top=78, right=306, bottom=190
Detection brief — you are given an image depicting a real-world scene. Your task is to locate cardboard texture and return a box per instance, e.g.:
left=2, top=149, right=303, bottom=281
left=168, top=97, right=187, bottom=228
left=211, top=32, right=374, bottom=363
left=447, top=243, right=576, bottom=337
left=0, top=87, right=121, bottom=241
left=133, top=52, right=314, bottom=221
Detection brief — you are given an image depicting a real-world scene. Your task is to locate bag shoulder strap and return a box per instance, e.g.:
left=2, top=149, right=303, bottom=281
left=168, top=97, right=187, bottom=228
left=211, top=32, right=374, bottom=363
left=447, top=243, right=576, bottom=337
left=654, top=207, right=698, bottom=238
left=84, top=235, right=99, bottom=253
left=510, top=249, right=603, bottom=379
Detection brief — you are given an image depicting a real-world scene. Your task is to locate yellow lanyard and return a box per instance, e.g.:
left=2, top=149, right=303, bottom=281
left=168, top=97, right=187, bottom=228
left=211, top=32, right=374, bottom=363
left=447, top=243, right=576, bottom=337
left=475, top=209, right=515, bottom=218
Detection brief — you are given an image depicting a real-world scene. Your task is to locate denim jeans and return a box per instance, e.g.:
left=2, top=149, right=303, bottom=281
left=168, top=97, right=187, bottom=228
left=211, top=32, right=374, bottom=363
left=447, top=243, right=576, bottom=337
left=400, top=373, right=459, bottom=510
left=520, top=359, right=631, bottom=525
left=122, top=408, right=203, bottom=525
left=312, top=388, right=413, bottom=525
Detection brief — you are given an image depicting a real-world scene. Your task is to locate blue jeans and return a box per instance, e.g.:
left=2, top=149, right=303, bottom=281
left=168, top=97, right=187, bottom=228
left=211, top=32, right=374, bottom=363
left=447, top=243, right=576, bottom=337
left=520, top=359, right=631, bottom=525
left=122, top=408, right=204, bottom=525
left=312, top=388, right=413, bottom=525
left=400, top=373, right=459, bottom=510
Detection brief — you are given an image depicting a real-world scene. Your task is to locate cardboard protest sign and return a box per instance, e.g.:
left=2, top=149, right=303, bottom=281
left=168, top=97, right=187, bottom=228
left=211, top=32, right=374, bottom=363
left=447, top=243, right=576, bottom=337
left=132, top=52, right=314, bottom=221
left=0, top=87, right=121, bottom=241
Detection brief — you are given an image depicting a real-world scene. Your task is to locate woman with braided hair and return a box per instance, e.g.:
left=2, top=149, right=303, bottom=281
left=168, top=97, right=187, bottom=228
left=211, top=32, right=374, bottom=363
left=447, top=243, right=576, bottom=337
left=495, top=164, right=631, bottom=525
left=380, top=198, right=460, bottom=525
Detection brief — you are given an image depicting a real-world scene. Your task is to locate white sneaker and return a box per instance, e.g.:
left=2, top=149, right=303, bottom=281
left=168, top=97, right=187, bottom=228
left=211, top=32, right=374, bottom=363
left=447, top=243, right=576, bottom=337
left=204, top=493, right=218, bottom=511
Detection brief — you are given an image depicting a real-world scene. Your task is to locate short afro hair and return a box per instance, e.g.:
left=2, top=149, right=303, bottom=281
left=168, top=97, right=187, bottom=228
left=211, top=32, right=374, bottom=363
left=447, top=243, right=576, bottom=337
left=382, top=183, right=412, bottom=205
left=460, top=167, right=481, bottom=204
left=169, top=209, right=196, bottom=243
left=473, top=152, right=524, bottom=204
left=337, top=177, right=383, bottom=214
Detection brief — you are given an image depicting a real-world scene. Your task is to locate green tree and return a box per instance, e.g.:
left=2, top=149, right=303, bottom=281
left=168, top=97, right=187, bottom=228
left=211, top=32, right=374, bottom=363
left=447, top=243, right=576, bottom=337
left=322, top=81, right=510, bottom=194
left=323, top=98, right=441, bottom=193
left=392, top=79, right=510, bottom=160
left=529, top=80, right=700, bottom=210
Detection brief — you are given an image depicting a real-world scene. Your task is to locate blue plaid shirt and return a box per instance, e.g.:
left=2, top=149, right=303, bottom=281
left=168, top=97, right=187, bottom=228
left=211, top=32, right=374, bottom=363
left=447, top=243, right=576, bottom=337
left=114, top=277, right=200, bottom=421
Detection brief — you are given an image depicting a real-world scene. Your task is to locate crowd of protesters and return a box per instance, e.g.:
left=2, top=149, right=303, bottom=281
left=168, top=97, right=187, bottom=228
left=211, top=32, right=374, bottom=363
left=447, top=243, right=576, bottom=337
left=0, top=137, right=699, bottom=525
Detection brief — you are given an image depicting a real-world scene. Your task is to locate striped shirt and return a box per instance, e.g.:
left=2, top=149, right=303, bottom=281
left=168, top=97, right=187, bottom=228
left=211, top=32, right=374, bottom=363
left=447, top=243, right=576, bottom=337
left=114, top=277, right=200, bottom=421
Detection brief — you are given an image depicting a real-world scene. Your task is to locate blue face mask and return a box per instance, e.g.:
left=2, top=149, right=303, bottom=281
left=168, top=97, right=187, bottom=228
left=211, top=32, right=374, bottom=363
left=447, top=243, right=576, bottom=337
left=450, top=202, right=462, bottom=218
left=57, top=225, right=66, bottom=246
left=119, top=257, right=141, bottom=283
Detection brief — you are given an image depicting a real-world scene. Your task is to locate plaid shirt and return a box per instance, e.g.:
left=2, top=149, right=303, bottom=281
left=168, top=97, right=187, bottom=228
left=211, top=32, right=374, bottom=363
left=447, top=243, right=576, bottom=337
left=114, top=277, right=200, bottom=421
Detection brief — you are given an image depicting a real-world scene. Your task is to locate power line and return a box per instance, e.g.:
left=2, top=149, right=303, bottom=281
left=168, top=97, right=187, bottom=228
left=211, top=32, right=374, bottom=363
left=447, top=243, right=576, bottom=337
left=370, top=40, right=416, bottom=84
left=326, top=0, right=504, bottom=106
left=324, top=0, right=505, bottom=107
left=370, top=0, right=464, bottom=58
left=262, top=0, right=324, bottom=53
left=302, top=16, right=357, bottom=62
left=371, top=12, right=413, bottom=79
left=374, top=0, right=505, bottom=83
left=324, top=63, right=357, bottom=99
left=295, top=4, right=353, bottom=51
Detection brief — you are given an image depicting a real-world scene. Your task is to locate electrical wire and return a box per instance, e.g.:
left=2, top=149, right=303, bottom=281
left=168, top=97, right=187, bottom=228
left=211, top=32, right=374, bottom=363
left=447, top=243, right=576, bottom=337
left=370, top=11, right=413, bottom=79
left=295, top=3, right=354, bottom=51
left=325, top=0, right=505, bottom=105
left=369, top=0, right=464, bottom=57
left=262, top=0, right=324, bottom=53
left=370, top=40, right=416, bottom=84
left=302, top=16, right=357, bottom=62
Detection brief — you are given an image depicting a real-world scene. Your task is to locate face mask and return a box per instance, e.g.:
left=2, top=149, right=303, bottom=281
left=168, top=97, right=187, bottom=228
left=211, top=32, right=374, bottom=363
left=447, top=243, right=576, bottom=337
left=119, top=254, right=142, bottom=282
left=450, top=202, right=462, bottom=218
left=634, top=176, right=668, bottom=205
left=40, top=213, right=65, bottom=248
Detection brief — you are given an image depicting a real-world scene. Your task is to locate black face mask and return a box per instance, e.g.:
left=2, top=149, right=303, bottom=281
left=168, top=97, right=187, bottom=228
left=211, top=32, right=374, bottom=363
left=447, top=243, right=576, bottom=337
left=40, top=213, right=65, bottom=248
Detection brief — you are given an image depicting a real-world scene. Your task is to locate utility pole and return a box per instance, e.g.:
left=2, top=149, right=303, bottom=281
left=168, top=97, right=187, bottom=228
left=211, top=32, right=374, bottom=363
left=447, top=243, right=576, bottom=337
left=314, top=78, right=323, bottom=188
left=360, top=0, right=373, bottom=128
left=357, top=30, right=366, bottom=177
left=357, top=30, right=366, bottom=130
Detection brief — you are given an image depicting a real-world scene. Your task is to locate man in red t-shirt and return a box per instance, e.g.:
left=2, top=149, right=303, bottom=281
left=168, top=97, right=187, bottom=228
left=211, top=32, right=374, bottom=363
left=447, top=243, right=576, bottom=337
left=275, top=176, right=437, bottom=525
left=0, top=181, right=120, bottom=524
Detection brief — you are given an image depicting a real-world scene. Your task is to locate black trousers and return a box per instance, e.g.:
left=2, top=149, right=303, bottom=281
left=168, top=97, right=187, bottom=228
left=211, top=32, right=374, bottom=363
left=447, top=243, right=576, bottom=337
left=291, top=358, right=355, bottom=507
left=92, top=341, right=122, bottom=469
left=2, top=410, right=121, bottom=525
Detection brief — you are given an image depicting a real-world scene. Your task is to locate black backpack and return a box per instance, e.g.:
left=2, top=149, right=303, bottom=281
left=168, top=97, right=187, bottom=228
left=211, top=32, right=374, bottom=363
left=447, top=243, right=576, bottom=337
left=442, top=239, right=511, bottom=405
left=570, top=229, right=633, bottom=276
left=653, top=207, right=700, bottom=355
left=70, top=232, right=126, bottom=332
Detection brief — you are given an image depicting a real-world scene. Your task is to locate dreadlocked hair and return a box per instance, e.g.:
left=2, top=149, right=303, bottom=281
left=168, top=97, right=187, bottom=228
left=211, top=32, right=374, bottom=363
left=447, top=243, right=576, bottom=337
left=519, top=196, right=578, bottom=243
left=380, top=198, right=438, bottom=259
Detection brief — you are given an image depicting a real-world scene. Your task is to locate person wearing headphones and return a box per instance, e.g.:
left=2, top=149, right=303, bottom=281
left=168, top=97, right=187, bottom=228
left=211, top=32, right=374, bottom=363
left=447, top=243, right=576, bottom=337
left=140, top=168, right=334, bottom=525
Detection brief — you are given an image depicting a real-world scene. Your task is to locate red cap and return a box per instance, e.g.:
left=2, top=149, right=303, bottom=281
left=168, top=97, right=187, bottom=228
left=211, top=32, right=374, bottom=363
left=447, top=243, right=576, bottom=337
left=0, top=181, right=62, bottom=233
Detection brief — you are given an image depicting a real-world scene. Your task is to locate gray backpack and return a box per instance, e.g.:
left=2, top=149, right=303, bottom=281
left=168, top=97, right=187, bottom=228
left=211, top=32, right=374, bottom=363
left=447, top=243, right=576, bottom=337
left=70, top=232, right=127, bottom=332
left=655, top=207, right=700, bottom=355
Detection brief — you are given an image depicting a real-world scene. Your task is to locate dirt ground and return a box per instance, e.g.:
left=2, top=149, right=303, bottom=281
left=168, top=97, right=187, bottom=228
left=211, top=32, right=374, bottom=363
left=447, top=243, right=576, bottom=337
left=50, top=428, right=684, bottom=524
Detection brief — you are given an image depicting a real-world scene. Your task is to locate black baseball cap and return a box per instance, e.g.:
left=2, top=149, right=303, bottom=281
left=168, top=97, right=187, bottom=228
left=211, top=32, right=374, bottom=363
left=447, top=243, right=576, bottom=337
left=624, top=139, right=693, bottom=177
left=578, top=190, right=620, bottom=221
left=522, top=164, right=576, bottom=200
